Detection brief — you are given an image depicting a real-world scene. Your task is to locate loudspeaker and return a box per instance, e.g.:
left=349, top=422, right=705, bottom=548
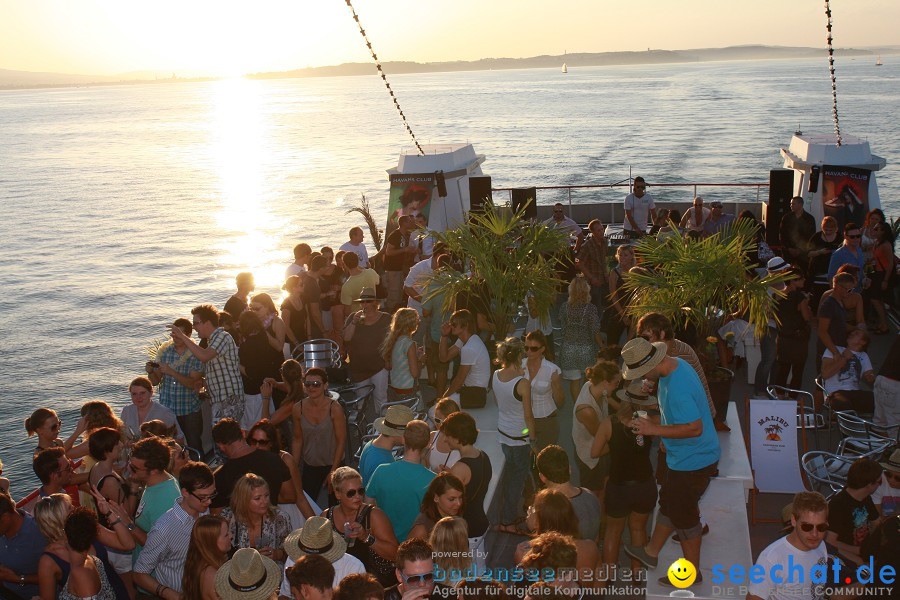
left=767, top=169, right=794, bottom=245
left=511, top=187, right=537, bottom=220
left=468, top=176, right=492, bottom=214
left=808, top=166, right=821, bottom=194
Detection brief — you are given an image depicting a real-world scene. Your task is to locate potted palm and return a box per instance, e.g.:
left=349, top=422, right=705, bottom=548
left=424, top=199, right=570, bottom=340
left=622, top=219, right=791, bottom=408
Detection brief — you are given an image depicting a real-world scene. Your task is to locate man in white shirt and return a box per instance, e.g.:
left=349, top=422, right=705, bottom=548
left=546, top=202, right=584, bottom=245
left=339, top=226, right=369, bottom=269
left=438, top=309, right=491, bottom=408
left=747, top=491, right=829, bottom=600
left=286, top=243, right=311, bottom=279
left=280, top=517, right=365, bottom=595
left=873, top=449, right=900, bottom=517
left=680, top=196, right=710, bottom=234
left=623, top=176, right=657, bottom=238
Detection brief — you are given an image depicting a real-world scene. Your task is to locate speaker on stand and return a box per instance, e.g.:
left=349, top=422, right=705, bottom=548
left=511, top=187, right=537, bottom=220
left=468, top=176, right=492, bottom=215
left=766, top=168, right=794, bottom=246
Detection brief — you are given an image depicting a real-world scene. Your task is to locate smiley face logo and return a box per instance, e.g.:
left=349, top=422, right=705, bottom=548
left=667, top=558, right=697, bottom=588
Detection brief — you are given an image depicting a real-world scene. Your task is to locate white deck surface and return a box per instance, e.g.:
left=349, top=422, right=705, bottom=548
left=645, top=477, right=753, bottom=600
left=716, top=402, right=754, bottom=501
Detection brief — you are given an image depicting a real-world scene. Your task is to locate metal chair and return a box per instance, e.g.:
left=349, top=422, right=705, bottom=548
left=800, top=451, right=854, bottom=499
left=834, top=411, right=898, bottom=458
left=766, top=385, right=826, bottom=447
left=336, top=383, right=375, bottom=465
left=293, top=338, right=341, bottom=370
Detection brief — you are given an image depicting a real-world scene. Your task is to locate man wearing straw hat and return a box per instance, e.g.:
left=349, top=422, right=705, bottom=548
left=280, top=516, right=364, bottom=595
left=215, top=547, right=282, bottom=600
left=621, top=337, right=719, bottom=585
left=358, top=405, right=415, bottom=486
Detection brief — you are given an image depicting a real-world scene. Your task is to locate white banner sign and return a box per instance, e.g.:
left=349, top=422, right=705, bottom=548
left=749, top=399, right=806, bottom=494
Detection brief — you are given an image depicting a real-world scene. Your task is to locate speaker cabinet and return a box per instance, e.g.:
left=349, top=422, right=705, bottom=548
left=766, top=169, right=794, bottom=245
left=511, top=187, right=537, bottom=220
left=468, top=176, right=492, bottom=214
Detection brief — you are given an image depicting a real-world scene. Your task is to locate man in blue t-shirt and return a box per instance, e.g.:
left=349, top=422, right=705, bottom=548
left=365, top=421, right=435, bottom=541
left=357, top=405, right=414, bottom=486
left=620, top=338, right=720, bottom=586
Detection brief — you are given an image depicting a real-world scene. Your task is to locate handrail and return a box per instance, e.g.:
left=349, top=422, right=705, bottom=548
left=491, top=182, right=769, bottom=192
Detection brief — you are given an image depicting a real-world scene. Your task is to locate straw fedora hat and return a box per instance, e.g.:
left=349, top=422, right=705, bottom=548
left=214, top=548, right=281, bottom=600
left=620, top=337, right=668, bottom=381
left=374, top=405, right=415, bottom=437
left=880, top=449, right=900, bottom=473
left=615, top=379, right=657, bottom=407
left=283, top=516, right=346, bottom=564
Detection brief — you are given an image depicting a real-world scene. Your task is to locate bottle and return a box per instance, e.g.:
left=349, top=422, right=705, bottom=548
left=344, top=521, right=355, bottom=548
left=632, top=410, right=648, bottom=446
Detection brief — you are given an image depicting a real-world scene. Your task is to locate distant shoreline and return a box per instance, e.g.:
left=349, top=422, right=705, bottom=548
left=1, top=44, right=893, bottom=91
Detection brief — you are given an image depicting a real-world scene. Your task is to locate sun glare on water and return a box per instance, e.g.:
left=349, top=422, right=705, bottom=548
left=208, top=77, right=289, bottom=292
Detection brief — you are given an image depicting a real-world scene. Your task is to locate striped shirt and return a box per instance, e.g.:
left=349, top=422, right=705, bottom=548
left=134, top=498, right=205, bottom=592
left=205, top=327, right=243, bottom=405
left=156, top=343, right=204, bottom=415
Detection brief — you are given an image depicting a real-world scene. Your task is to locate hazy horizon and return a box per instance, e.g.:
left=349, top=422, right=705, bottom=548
left=2, top=0, right=899, bottom=77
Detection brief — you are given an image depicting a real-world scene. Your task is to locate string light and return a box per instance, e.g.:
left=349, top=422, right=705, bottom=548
left=344, top=0, right=425, bottom=155
left=824, top=0, right=842, bottom=147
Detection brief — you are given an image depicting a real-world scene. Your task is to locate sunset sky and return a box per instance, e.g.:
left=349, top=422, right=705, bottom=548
left=3, top=0, right=898, bottom=76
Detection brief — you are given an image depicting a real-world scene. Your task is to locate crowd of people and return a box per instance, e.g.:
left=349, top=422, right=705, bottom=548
left=1, top=190, right=898, bottom=600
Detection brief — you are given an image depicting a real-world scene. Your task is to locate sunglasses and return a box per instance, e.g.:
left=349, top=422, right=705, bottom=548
left=885, top=471, right=900, bottom=481
left=798, top=521, right=829, bottom=533
left=50, top=421, right=62, bottom=431
left=248, top=437, right=270, bottom=446
left=847, top=234, right=862, bottom=239
left=433, top=417, right=443, bottom=427
left=342, top=487, right=366, bottom=498
left=525, top=345, right=543, bottom=352
left=400, top=571, right=434, bottom=585
left=189, top=490, right=218, bottom=503
left=304, top=380, right=324, bottom=388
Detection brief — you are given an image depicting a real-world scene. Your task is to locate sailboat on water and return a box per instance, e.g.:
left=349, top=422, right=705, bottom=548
left=562, top=50, right=567, bottom=73
left=876, top=55, right=883, bottom=66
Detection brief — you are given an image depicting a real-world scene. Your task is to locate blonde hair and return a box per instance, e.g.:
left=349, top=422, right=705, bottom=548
left=429, top=516, right=471, bottom=572
left=567, top=276, right=590, bottom=305
left=34, top=493, right=73, bottom=542
left=381, top=308, right=420, bottom=362
left=494, top=336, right=525, bottom=367
left=330, top=466, right=362, bottom=491
left=230, top=474, right=274, bottom=525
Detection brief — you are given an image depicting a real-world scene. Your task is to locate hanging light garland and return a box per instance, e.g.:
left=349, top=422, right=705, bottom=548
left=824, top=0, right=842, bottom=146
left=344, top=0, right=425, bottom=155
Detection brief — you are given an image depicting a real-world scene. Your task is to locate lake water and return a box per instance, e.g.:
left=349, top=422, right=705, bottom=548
left=1, top=57, right=897, bottom=492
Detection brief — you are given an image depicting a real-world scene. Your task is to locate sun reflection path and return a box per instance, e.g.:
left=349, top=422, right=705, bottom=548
left=208, top=77, right=292, bottom=293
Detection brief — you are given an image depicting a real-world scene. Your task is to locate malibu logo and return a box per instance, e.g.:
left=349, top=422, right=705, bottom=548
left=757, top=415, right=790, bottom=442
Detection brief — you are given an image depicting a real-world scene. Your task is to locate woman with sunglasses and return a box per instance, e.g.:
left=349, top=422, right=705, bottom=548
left=408, top=472, right=465, bottom=540
left=221, top=473, right=291, bottom=564
left=250, top=292, right=298, bottom=355
left=523, top=331, right=564, bottom=453
left=322, top=466, right=398, bottom=587
left=291, top=367, right=346, bottom=506
left=492, top=337, right=534, bottom=534
left=869, top=221, right=895, bottom=334
left=26, top=408, right=69, bottom=460
left=423, top=398, right=461, bottom=473
left=247, top=419, right=316, bottom=529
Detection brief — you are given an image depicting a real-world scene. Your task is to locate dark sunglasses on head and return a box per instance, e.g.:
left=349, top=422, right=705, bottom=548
left=304, top=380, right=324, bottom=388
left=343, top=487, right=366, bottom=498
left=798, top=521, right=829, bottom=532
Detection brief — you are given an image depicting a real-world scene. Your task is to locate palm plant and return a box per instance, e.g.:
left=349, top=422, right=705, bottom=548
left=424, top=199, right=570, bottom=338
left=623, top=218, right=791, bottom=353
left=345, top=193, right=384, bottom=251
